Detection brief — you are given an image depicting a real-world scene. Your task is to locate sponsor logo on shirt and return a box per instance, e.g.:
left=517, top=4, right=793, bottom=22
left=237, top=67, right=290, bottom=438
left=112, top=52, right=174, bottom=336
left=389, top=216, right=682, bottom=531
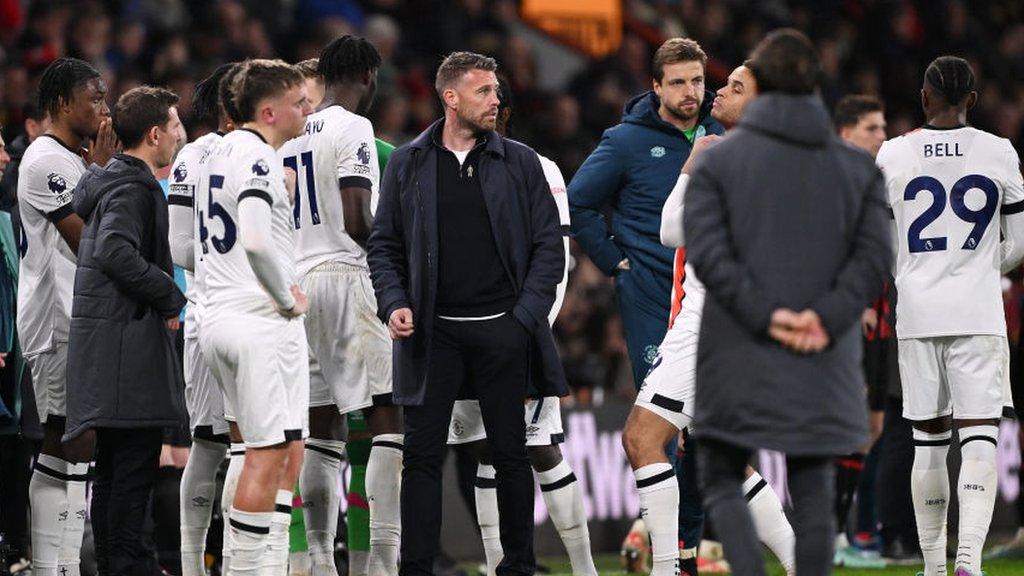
left=245, top=177, right=271, bottom=190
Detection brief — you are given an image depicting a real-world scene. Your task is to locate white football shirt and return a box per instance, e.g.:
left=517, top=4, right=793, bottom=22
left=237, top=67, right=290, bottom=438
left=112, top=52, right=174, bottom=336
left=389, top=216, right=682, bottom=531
left=278, top=105, right=379, bottom=277
left=877, top=126, right=1024, bottom=338
left=197, top=129, right=296, bottom=319
left=168, top=131, right=221, bottom=338
left=538, top=154, right=571, bottom=326
left=17, top=134, right=87, bottom=355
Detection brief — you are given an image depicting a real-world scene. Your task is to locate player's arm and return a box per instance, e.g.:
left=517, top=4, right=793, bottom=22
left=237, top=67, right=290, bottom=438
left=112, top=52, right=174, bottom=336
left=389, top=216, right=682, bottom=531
left=513, top=151, right=563, bottom=334
left=338, top=118, right=379, bottom=250
left=93, top=188, right=185, bottom=318
left=167, top=161, right=196, bottom=271
left=25, top=156, right=84, bottom=256
left=54, top=213, right=84, bottom=257
left=543, top=159, right=571, bottom=326
left=660, top=173, right=689, bottom=248
left=567, top=131, right=627, bottom=275
left=237, top=190, right=296, bottom=313
left=999, top=146, right=1024, bottom=273
left=367, top=150, right=410, bottom=324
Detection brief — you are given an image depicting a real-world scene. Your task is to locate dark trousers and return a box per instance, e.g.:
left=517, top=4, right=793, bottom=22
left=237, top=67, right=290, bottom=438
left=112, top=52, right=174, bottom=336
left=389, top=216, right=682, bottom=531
left=700, top=438, right=835, bottom=576
left=0, top=434, right=35, bottom=561
left=400, top=316, right=534, bottom=576
left=91, top=427, right=162, bottom=576
left=877, top=396, right=918, bottom=550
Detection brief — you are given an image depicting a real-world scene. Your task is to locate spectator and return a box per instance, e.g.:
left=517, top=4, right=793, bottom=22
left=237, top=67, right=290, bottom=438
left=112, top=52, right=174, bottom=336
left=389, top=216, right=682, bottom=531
left=64, top=86, right=187, bottom=576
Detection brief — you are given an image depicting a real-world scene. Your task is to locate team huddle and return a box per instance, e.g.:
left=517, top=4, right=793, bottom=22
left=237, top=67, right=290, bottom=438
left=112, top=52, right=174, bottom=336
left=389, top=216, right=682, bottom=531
left=12, top=21, right=1024, bottom=576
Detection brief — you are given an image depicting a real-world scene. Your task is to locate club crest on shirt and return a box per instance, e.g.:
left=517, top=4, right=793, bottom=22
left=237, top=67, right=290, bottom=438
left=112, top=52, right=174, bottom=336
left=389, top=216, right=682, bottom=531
left=252, top=159, right=271, bottom=176
left=47, top=173, right=67, bottom=194
left=650, top=146, right=666, bottom=158
left=357, top=142, right=371, bottom=165
left=173, top=163, right=188, bottom=183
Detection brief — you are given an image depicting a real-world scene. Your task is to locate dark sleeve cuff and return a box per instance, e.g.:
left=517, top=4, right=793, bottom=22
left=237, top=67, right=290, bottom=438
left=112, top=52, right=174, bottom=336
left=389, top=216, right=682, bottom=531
left=1003, top=200, right=1024, bottom=215
left=168, top=194, right=193, bottom=207
left=46, top=203, right=74, bottom=223
left=339, top=176, right=372, bottom=190
left=239, top=189, right=273, bottom=205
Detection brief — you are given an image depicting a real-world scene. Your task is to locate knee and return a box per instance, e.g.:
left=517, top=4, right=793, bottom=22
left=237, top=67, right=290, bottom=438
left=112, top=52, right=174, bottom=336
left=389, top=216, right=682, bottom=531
left=527, top=445, right=562, bottom=472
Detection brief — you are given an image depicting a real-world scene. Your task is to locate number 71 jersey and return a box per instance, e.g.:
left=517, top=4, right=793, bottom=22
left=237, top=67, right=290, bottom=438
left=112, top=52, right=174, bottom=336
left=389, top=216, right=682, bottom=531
left=278, top=105, right=380, bottom=278
left=877, top=126, right=1024, bottom=338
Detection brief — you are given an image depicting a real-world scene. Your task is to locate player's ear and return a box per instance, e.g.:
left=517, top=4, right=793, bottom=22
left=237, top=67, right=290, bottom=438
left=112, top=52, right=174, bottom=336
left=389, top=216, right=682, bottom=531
left=965, top=91, right=978, bottom=111
left=920, top=88, right=929, bottom=112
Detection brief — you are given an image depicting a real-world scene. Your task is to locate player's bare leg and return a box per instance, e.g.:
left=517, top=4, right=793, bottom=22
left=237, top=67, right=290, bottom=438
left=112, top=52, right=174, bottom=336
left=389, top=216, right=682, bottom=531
left=952, top=417, right=1000, bottom=576
left=30, top=419, right=91, bottom=576
left=365, top=404, right=403, bottom=576
left=302, top=405, right=348, bottom=576
left=230, top=440, right=294, bottom=574
left=269, top=439, right=305, bottom=572
left=623, top=406, right=681, bottom=576
left=911, top=415, right=954, bottom=576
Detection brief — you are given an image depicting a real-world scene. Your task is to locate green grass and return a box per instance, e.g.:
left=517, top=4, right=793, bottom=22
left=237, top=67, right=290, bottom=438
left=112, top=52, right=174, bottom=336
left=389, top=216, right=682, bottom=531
left=504, top=553, right=1024, bottom=576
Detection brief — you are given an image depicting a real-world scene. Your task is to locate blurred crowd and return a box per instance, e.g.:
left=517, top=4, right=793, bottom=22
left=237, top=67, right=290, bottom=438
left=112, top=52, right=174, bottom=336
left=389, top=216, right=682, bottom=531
left=0, top=0, right=1022, bottom=402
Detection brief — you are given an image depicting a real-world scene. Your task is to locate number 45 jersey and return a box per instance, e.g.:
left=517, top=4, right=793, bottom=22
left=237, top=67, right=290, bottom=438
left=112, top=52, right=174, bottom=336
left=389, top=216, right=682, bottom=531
left=278, top=105, right=380, bottom=278
left=878, top=126, right=1024, bottom=339
left=196, top=128, right=296, bottom=319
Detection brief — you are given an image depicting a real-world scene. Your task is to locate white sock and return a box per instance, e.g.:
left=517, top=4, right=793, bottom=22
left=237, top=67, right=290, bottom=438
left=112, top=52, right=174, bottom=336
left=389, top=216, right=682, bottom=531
left=349, top=550, right=369, bottom=576
left=228, top=507, right=273, bottom=574
left=475, top=463, right=503, bottom=576
left=269, top=489, right=294, bottom=571
left=955, top=425, right=999, bottom=575
left=180, top=438, right=228, bottom=576
left=367, top=434, right=402, bottom=576
left=912, top=429, right=951, bottom=576
left=635, top=463, right=679, bottom=576
left=537, top=460, right=597, bottom=576
left=58, top=462, right=88, bottom=576
left=744, top=470, right=795, bottom=576
left=221, top=443, right=245, bottom=574
left=30, top=455, right=71, bottom=576
left=300, top=438, right=345, bottom=575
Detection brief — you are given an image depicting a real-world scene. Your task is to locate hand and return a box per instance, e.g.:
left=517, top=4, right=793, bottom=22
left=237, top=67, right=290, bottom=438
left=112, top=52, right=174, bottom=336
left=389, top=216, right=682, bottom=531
left=617, top=258, right=630, bottom=271
left=861, top=307, right=878, bottom=337
left=283, top=166, right=298, bottom=204
left=769, top=308, right=830, bottom=354
left=0, top=352, right=7, bottom=368
left=86, top=118, right=120, bottom=167
left=682, top=134, right=722, bottom=174
left=388, top=307, right=415, bottom=340
left=165, top=317, right=181, bottom=331
left=276, top=285, right=309, bottom=318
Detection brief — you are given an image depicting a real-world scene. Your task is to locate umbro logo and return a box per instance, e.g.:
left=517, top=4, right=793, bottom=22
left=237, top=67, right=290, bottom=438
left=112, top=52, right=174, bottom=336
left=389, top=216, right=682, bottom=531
left=192, top=496, right=211, bottom=507
left=58, top=511, right=68, bottom=521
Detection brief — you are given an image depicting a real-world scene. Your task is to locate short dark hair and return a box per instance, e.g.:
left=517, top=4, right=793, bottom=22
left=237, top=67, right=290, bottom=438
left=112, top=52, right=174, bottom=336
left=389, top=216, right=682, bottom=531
left=434, top=52, right=497, bottom=97
left=834, top=95, right=884, bottom=130
left=113, top=86, right=179, bottom=148
left=38, top=57, right=101, bottom=116
left=652, top=38, right=707, bottom=82
left=748, top=28, right=820, bottom=95
left=218, top=62, right=246, bottom=124
left=924, top=56, right=975, bottom=106
left=192, top=63, right=236, bottom=129
left=296, top=59, right=320, bottom=79
left=318, top=35, right=381, bottom=86
left=231, top=59, right=304, bottom=123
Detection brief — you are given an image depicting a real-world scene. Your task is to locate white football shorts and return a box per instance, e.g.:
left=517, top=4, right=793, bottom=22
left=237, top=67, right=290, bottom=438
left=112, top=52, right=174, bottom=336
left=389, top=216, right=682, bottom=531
left=448, top=397, right=564, bottom=447
left=26, top=341, right=68, bottom=424
left=184, top=335, right=230, bottom=438
left=898, top=335, right=1008, bottom=421
left=634, top=313, right=697, bottom=431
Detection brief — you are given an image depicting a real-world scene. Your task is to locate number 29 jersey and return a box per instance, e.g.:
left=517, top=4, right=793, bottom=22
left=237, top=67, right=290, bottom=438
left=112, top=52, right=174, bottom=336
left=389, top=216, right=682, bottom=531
left=196, top=128, right=296, bottom=319
left=877, top=126, right=1024, bottom=339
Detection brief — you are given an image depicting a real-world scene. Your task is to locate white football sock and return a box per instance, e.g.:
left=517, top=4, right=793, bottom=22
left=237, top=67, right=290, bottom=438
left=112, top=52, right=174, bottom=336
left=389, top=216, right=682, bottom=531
left=221, top=443, right=245, bottom=574
left=955, top=425, right=999, bottom=575
left=744, top=470, right=795, bottom=576
left=635, top=463, right=679, bottom=576
left=30, top=455, right=70, bottom=576
left=912, top=429, right=951, bottom=576
left=349, top=550, right=369, bottom=576
left=58, top=461, right=88, bottom=576
left=268, top=489, right=293, bottom=572
left=228, top=507, right=273, bottom=575
left=536, top=460, right=597, bottom=576
left=367, top=435, right=402, bottom=576
left=300, top=438, right=345, bottom=575
left=475, top=463, right=502, bottom=576
left=180, top=438, right=228, bottom=576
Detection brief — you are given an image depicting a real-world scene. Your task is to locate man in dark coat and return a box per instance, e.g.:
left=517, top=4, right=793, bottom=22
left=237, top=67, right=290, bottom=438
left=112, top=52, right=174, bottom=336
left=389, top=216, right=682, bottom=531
left=683, top=30, right=891, bottom=576
left=65, top=86, right=186, bottom=576
left=367, top=52, right=565, bottom=576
